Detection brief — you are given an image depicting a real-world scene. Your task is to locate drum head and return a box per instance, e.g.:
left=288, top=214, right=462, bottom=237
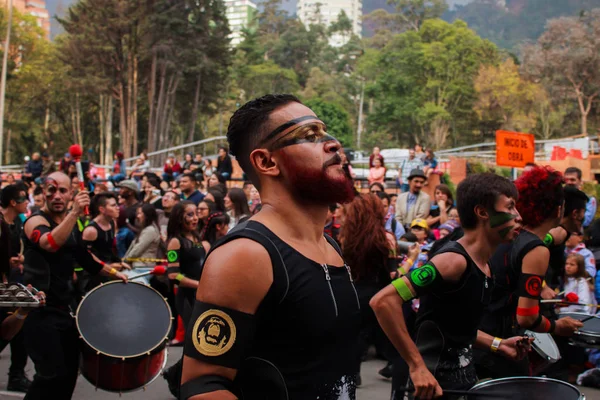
left=525, top=331, right=560, bottom=362
left=561, top=312, right=600, bottom=336
left=468, top=377, right=581, bottom=400
left=76, top=281, right=172, bottom=358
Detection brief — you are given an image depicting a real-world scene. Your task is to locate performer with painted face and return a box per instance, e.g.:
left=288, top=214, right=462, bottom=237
left=163, top=201, right=212, bottom=397
left=476, top=166, right=586, bottom=379
left=180, top=94, right=360, bottom=400
left=370, top=173, right=532, bottom=400
left=21, top=172, right=127, bottom=400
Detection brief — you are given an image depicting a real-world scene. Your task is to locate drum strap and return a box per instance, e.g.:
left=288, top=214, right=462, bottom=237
left=180, top=375, right=234, bottom=400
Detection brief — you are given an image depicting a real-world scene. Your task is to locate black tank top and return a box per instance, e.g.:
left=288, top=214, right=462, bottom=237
left=416, top=241, right=494, bottom=353
left=23, top=211, right=82, bottom=307
left=178, top=236, right=206, bottom=301
left=206, top=221, right=361, bottom=400
left=86, top=220, right=118, bottom=263
left=479, top=230, right=545, bottom=337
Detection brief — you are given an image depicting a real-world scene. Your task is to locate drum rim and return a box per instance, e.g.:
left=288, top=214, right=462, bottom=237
left=75, top=280, right=173, bottom=359
left=470, top=376, right=581, bottom=394
left=559, top=312, right=600, bottom=337
left=524, top=330, right=561, bottom=361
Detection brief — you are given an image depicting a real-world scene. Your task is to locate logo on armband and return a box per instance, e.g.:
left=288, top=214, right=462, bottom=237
left=412, top=264, right=437, bottom=287
left=30, top=230, right=41, bottom=244
left=167, top=250, right=178, bottom=263
left=192, top=309, right=236, bottom=357
left=525, top=276, right=542, bottom=297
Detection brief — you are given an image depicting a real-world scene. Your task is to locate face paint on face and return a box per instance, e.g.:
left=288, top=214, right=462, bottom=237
left=498, top=225, right=514, bottom=239
left=260, top=115, right=323, bottom=146
left=269, top=123, right=337, bottom=151
left=183, top=209, right=198, bottom=231
left=488, top=209, right=518, bottom=228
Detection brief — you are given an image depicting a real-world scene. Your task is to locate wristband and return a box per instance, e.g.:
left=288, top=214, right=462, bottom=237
left=46, top=233, right=60, bottom=251
left=397, top=266, right=406, bottom=276
left=176, top=273, right=185, bottom=282
left=490, top=337, right=502, bottom=353
left=404, top=258, right=414, bottom=266
left=542, top=280, right=546, bottom=288
left=516, top=306, right=540, bottom=317
left=548, top=319, right=556, bottom=334
left=14, top=310, right=27, bottom=320
left=392, top=278, right=415, bottom=302
left=109, top=268, right=117, bottom=276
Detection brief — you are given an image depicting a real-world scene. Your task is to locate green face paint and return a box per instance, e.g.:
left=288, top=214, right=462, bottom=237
left=498, top=226, right=514, bottom=239
left=489, top=209, right=517, bottom=228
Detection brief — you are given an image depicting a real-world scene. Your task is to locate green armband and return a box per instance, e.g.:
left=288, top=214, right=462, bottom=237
left=392, top=278, right=414, bottom=302
left=543, top=233, right=554, bottom=247
left=176, top=273, right=185, bottom=282
left=397, top=266, right=406, bottom=276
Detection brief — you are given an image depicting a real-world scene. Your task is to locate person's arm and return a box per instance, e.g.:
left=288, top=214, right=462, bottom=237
left=181, top=239, right=273, bottom=400
left=426, top=209, right=440, bottom=227
left=584, top=197, right=597, bottom=228
left=439, top=206, right=450, bottom=225
left=124, top=226, right=157, bottom=259
left=166, top=238, right=198, bottom=290
left=371, top=252, right=466, bottom=399
left=23, top=192, right=89, bottom=253
left=584, top=251, right=597, bottom=278
left=416, top=195, right=431, bottom=219
left=575, top=278, right=592, bottom=313
left=81, top=226, right=128, bottom=281
left=395, top=195, right=404, bottom=225
left=474, top=331, right=531, bottom=361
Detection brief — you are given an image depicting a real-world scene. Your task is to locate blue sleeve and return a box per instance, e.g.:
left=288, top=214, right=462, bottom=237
left=584, top=197, right=597, bottom=228
left=120, top=160, right=127, bottom=174
left=431, top=158, right=438, bottom=169
left=395, top=220, right=406, bottom=240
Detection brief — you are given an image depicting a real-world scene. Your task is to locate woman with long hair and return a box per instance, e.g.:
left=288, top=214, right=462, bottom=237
left=163, top=201, right=210, bottom=395
left=206, top=172, right=227, bottom=196
left=426, top=184, right=454, bottom=230
left=204, top=187, right=225, bottom=212
left=339, top=194, right=418, bottom=386
left=200, top=212, right=230, bottom=246
left=224, top=188, right=251, bottom=229
left=123, top=204, right=162, bottom=284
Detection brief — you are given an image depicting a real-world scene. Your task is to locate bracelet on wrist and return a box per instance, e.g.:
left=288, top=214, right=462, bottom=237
left=490, top=337, right=502, bottom=352
left=14, top=309, right=27, bottom=320
left=109, top=268, right=118, bottom=276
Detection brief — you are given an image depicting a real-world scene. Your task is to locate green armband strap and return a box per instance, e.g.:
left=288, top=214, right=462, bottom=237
left=397, top=266, right=406, bottom=276
left=176, top=273, right=185, bottom=282
left=392, top=278, right=414, bottom=302
left=543, top=233, right=554, bottom=247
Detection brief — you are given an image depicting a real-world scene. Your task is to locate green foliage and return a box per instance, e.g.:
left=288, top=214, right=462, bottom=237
left=304, top=98, right=353, bottom=146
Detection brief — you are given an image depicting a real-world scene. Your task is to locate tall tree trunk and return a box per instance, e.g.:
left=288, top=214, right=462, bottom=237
left=44, top=102, right=51, bottom=147
left=132, top=55, right=138, bottom=154
left=147, top=51, right=157, bottom=154
left=188, top=73, right=202, bottom=143
left=164, top=75, right=180, bottom=147
left=99, top=94, right=105, bottom=165
left=105, top=96, right=114, bottom=166
left=5, top=128, right=10, bottom=164
left=76, top=93, right=82, bottom=146
left=70, top=98, right=78, bottom=144
left=118, top=83, right=128, bottom=157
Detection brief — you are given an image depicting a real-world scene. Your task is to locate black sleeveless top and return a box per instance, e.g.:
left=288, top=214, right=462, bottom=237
left=416, top=241, right=494, bottom=354
left=178, top=236, right=206, bottom=302
left=479, top=230, right=545, bottom=338
left=205, top=221, right=361, bottom=400
left=23, top=211, right=102, bottom=307
left=85, top=220, right=118, bottom=263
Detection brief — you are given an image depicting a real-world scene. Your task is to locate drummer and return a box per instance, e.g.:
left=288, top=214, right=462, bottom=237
left=21, top=172, right=127, bottom=400
left=162, top=201, right=211, bottom=398
left=476, top=166, right=584, bottom=380
left=370, top=173, right=532, bottom=400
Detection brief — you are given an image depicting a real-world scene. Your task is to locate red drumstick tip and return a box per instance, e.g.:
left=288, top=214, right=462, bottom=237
left=69, top=144, right=83, bottom=158
left=152, top=265, right=167, bottom=275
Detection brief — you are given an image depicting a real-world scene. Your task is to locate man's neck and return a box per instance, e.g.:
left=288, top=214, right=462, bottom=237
left=410, top=190, right=419, bottom=196
left=183, top=188, right=195, bottom=196
left=525, top=220, right=556, bottom=241
left=41, top=206, right=67, bottom=224
left=94, top=214, right=113, bottom=229
left=458, top=228, right=497, bottom=268
left=2, top=207, right=17, bottom=224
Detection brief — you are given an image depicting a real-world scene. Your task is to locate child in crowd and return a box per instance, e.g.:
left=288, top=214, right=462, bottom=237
left=560, top=253, right=594, bottom=314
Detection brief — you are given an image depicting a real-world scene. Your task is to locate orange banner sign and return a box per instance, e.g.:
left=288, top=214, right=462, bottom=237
left=496, top=130, right=535, bottom=168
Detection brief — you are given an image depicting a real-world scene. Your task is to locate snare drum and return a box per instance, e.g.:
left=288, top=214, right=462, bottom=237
left=524, top=330, right=560, bottom=375
left=559, top=312, right=600, bottom=349
left=76, top=281, right=172, bottom=393
left=468, top=377, right=585, bottom=399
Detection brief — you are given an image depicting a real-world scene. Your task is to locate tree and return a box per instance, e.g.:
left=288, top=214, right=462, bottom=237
left=305, top=98, right=353, bottom=146
left=522, top=10, right=600, bottom=136
left=238, top=61, right=300, bottom=100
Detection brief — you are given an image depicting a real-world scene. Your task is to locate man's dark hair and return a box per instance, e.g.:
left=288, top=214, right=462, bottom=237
left=369, top=182, right=385, bottom=192
left=457, top=173, right=518, bottom=230
left=375, top=191, right=390, bottom=202
left=243, top=181, right=253, bottom=189
left=525, top=162, right=536, bottom=168
left=564, top=186, right=589, bottom=217
left=227, top=94, right=302, bottom=186
left=147, top=176, right=161, bottom=190
left=180, top=172, right=197, bottom=183
left=33, top=186, right=43, bottom=196
left=90, top=192, right=117, bottom=217
left=400, top=232, right=418, bottom=242
left=219, top=146, right=229, bottom=154
left=565, top=167, right=582, bottom=180
left=1, top=185, right=24, bottom=208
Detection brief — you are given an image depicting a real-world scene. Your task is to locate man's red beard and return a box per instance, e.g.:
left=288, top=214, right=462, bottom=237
left=279, top=151, right=356, bottom=205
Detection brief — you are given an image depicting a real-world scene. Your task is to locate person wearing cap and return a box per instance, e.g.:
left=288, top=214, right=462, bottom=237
left=395, top=169, right=430, bottom=229
left=108, top=151, right=127, bottom=184
left=115, top=180, right=142, bottom=258
left=410, top=218, right=430, bottom=245
left=163, top=153, right=182, bottom=183
left=438, top=221, right=458, bottom=239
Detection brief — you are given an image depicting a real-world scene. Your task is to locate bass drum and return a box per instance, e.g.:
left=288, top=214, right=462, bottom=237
left=76, top=281, right=172, bottom=393
left=467, top=377, right=585, bottom=400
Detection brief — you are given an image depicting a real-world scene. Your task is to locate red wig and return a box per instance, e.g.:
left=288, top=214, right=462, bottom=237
left=514, top=166, right=564, bottom=228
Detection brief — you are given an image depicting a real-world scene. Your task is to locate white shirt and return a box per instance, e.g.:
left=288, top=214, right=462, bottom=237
left=559, top=277, right=594, bottom=314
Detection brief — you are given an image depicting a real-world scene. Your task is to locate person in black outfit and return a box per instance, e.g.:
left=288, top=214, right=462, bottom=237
left=371, top=173, right=532, bottom=400
left=476, top=167, right=585, bottom=380
left=181, top=94, right=361, bottom=399
left=216, top=146, right=233, bottom=180
left=163, top=201, right=211, bottom=397
left=0, top=184, right=31, bottom=392
left=21, top=172, right=128, bottom=400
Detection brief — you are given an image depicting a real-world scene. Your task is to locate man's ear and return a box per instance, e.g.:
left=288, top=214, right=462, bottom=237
left=474, top=205, right=489, bottom=223
left=250, top=149, right=280, bottom=178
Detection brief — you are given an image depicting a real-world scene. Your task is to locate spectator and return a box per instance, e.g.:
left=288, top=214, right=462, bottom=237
left=202, top=158, right=214, bottom=179
left=224, top=188, right=251, bottom=230
left=143, top=176, right=163, bottom=210
left=71, top=176, right=82, bottom=195
left=130, top=153, right=150, bottom=182
left=108, top=151, right=127, bottom=184
left=565, top=230, right=596, bottom=278
left=216, top=146, right=233, bottom=180
left=59, top=153, right=72, bottom=174
left=40, top=152, right=55, bottom=182
left=397, top=150, right=424, bottom=192
left=23, top=153, right=43, bottom=183
left=158, top=190, right=180, bottom=240
left=395, top=169, right=430, bottom=228
left=242, top=181, right=254, bottom=202
left=422, top=149, right=438, bottom=180
left=162, top=153, right=182, bottom=183
left=369, top=182, right=384, bottom=194
left=196, top=199, right=213, bottom=232
left=376, top=191, right=405, bottom=240
left=409, top=218, right=430, bottom=245
left=438, top=221, right=458, bottom=239
left=369, top=146, right=384, bottom=169
left=448, top=208, right=460, bottom=225
left=123, top=204, right=162, bottom=284
left=324, top=204, right=342, bottom=244
left=193, top=153, right=203, bottom=167
left=206, top=172, right=227, bottom=196
left=414, top=143, right=426, bottom=161
left=249, top=185, right=261, bottom=215
left=115, top=180, right=142, bottom=258
left=564, top=167, right=597, bottom=229
left=2, top=173, right=15, bottom=188
left=340, top=148, right=355, bottom=180
left=179, top=173, right=204, bottom=205
left=182, top=153, right=194, bottom=172
left=200, top=211, right=230, bottom=246
left=523, top=162, right=536, bottom=173
left=426, top=184, right=454, bottom=229
left=559, top=253, right=594, bottom=314
left=368, top=158, right=386, bottom=186
left=205, top=187, right=225, bottom=212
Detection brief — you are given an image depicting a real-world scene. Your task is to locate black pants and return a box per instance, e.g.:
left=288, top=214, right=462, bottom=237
left=23, top=307, right=79, bottom=400
left=165, top=292, right=194, bottom=394
left=9, top=330, right=28, bottom=378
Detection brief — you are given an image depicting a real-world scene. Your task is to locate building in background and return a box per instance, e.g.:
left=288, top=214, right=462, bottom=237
left=224, top=0, right=258, bottom=47
left=1, top=0, right=51, bottom=40
left=297, top=0, right=362, bottom=46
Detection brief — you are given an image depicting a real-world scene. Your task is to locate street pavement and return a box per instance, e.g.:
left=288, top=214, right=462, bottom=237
left=0, top=346, right=599, bottom=399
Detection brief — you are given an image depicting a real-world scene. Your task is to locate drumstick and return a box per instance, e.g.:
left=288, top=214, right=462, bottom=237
left=126, top=265, right=167, bottom=280
left=122, top=257, right=168, bottom=263
left=541, top=299, right=600, bottom=308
